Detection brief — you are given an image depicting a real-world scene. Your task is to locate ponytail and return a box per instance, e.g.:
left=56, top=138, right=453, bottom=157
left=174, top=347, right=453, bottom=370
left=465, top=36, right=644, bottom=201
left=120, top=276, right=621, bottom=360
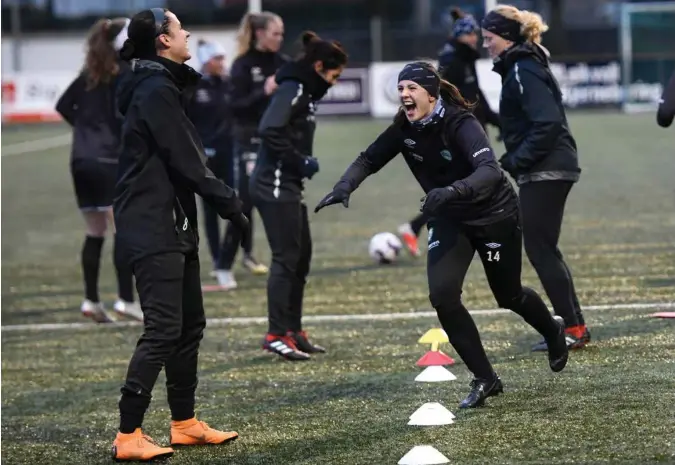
left=235, top=11, right=282, bottom=59
left=295, top=30, right=348, bottom=70
left=84, top=17, right=128, bottom=89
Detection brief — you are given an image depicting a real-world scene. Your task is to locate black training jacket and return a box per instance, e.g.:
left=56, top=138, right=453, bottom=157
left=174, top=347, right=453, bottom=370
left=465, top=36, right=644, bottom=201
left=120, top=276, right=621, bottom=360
left=438, top=39, right=500, bottom=131
left=333, top=101, right=518, bottom=226
left=55, top=62, right=128, bottom=164
left=229, top=49, right=287, bottom=142
left=251, top=61, right=332, bottom=203
left=187, top=73, right=233, bottom=152
left=657, top=70, right=675, bottom=128
left=114, top=56, right=241, bottom=264
left=493, top=42, right=581, bottom=185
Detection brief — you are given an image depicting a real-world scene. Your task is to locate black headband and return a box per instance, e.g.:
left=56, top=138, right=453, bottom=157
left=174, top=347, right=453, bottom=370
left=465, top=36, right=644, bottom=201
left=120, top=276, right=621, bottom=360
left=481, top=11, right=524, bottom=43
left=150, top=8, right=165, bottom=37
left=398, top=63, right=440, bottom=97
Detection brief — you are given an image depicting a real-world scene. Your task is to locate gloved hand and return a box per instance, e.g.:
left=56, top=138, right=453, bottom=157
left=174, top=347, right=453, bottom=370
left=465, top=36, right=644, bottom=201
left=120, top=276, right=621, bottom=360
left=314, top=186, right=350, bottom=213
left=229, top=212, right=251, bottom=249
left=420, top=186, right=460, bottom=215
left=300, top=156, right=320, bottom=180
left=499, top=153, right=515, bottom=175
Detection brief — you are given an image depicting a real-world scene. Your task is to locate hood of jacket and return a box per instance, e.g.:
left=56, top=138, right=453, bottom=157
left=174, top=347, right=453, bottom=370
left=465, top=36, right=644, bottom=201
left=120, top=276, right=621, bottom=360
left=274, top=60, right=332, bottom=101
left=117, top=56, right=201, bottom=116
left=492, top=41, right=550, bottom=77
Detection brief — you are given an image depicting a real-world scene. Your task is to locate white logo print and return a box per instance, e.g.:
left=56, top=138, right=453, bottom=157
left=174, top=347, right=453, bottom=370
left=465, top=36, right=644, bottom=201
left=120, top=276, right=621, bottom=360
left=485, top=242, right=501, bottom=249
left=472, top=147, right=491, bottom=158
left=427, top=228, right=439, bottom=250
left=404, top=139, right=416, bottom=147
left=182, top=218, right=189, bottom=231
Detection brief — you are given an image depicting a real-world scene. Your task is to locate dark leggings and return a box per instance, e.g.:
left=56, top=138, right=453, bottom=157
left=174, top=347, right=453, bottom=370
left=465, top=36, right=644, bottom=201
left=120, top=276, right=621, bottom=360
left=519, top=181, right=584, bottom=327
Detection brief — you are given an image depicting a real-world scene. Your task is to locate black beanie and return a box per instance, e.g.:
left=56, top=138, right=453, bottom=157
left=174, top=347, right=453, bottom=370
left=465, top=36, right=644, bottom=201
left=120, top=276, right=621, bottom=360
left=119, top=8, right=166, bottom=61
left=481, top=10, right=524, bottom=43
left=397, top=62, right=440, bottom=98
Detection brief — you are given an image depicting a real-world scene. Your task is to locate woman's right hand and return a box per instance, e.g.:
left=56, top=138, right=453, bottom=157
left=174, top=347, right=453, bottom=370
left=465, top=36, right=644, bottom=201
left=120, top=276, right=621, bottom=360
left=264, top=75, right=278, bottom=95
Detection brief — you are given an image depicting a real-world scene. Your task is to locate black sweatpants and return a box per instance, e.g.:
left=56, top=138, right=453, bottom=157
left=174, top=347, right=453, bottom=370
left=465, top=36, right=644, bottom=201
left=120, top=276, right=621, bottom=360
left=427, top=213, right=559, bottom=381
left=118, top=251, right=206, bottom=433
left=519, top=181, right=584, bottom=327
left=256, top=200, right=312, bottom=335
left=218, top=139, right=257, bottom=269
left=202, top=146, right=233, bottom=267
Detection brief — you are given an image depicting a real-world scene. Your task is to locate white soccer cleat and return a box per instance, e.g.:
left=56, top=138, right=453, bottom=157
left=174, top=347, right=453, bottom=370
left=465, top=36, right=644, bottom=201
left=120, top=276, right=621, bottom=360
left=81, top=300, right=114, bottom=323
left=113, top=299, right=144, bottom=322
left=215, top=270, right=238, bottom=290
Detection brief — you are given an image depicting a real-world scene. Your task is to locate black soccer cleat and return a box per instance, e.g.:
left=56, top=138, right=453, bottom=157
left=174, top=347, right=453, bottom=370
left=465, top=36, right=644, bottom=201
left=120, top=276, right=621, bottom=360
left=288, top=331, right=327, bottom=354
left=262, top=334, right=311, bottom=361
left=532, top=325, right=591, bottom=352
left=459, top=376, right=504, bottom=409
left=545, top=316, right=569, bottom=373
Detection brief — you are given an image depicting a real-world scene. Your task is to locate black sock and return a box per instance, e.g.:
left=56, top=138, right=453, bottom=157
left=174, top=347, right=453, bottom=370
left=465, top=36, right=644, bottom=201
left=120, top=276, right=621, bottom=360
left=114, top=235, right=135, bottom=302
left=82, top=236, right=104, bottom=302
left=410, top=213, right=428, bottom=237
left=508, top=287, right=559, bottom=338
left=435, top=302, right=495, bottom=380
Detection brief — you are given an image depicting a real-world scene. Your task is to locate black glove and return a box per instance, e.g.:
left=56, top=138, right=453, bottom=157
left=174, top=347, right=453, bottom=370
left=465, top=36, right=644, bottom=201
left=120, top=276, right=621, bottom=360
left=314, top=186, right=350, bottom=213
left=499, top=153, right=515, bottom=174
left=420, top=186, right=460, bottom=215
left=300, top=156, right=320, bottom=180
left=229, top=212, right=251, bottom=249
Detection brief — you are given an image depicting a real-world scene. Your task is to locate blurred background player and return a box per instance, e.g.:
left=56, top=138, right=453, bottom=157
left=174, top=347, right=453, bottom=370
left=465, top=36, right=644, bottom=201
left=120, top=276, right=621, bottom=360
left=188, top=39, right=236, bottom=276
left=217, top=11, right=287, bottom=289
left=55, top=17, right=141, bottom=323
left=482, top=5, right=589, bottom=351
left=397, top=7, right=501, bottom=258
left=315, top=61, right=568, bottom=408
left=253, top=31, right=348, bottom=361
left=656, top=69, right=675, bottom=128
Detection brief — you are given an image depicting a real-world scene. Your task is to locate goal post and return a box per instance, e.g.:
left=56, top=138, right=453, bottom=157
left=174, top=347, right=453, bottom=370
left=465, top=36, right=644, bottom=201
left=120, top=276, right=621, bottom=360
left=619, top=1, right=675, bottom=113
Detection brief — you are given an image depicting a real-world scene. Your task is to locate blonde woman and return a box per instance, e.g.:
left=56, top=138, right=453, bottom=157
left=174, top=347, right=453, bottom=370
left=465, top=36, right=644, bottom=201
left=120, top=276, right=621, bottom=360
left=214, top=11, right=286, bottom=289
left=482, top=5, right=589, bottom=350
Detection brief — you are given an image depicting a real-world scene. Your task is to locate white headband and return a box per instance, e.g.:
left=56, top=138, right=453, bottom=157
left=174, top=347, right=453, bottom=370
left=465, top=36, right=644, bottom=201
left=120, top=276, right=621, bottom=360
left=113, top=18, right=131, bottom=52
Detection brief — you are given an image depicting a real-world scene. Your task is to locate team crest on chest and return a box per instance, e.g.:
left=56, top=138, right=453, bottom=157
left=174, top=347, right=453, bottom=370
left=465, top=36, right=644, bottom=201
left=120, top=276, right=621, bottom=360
left=440, top=149, right=452, bottom=161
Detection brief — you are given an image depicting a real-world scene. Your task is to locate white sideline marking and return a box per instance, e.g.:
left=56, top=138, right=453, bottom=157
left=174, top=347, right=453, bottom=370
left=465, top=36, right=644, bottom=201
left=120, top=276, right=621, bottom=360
left=1, top=134, right=71, bottom=157
left=2, top=301, right=674, bottom=333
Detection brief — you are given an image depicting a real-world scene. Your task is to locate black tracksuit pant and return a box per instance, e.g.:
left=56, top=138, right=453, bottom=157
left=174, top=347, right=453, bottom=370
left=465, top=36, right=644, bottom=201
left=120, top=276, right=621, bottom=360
left=519, top=181, right=584, bottom=328
left=256, top=200, right=311, bottom=335
left=427, top=212, right=560, bottom=381
left=202, top=145, right=234, bottom=267
left=217, top=138, right=258, bottom=269
left=118, top=251, right=206, bottom=433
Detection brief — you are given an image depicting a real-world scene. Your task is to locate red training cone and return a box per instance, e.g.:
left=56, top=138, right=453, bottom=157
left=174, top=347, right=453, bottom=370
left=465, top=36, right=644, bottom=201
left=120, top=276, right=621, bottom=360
left=416, top=350, right=455, bottom=367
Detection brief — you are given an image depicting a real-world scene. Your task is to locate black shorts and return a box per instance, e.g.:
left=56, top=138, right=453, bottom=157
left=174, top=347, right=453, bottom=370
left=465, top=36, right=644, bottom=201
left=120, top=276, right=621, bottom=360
left=71, top=159, right=117, bottom=211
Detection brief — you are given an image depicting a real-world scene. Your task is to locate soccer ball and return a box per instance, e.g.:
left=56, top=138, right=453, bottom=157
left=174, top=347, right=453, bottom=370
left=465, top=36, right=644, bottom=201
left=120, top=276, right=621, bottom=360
left=368, top=232, right=403, bottom=264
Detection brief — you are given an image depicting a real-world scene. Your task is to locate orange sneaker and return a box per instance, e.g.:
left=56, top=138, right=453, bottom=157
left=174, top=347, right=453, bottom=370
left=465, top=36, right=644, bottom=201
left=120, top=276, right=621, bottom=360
left=398, top=223, right=421, bottom=257
left=170, top=417, right=239, bottom=446
left=111, top=428, right=174, bottom=462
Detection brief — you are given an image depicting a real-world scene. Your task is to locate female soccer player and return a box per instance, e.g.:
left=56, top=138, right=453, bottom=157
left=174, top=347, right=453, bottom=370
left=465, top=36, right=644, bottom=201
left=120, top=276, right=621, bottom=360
left=481, top=5, right=590, bottom=351
left=55, top=17, right=141, bottom=323
left=113, top=8, right=247, bottom=461
left=252, top=31, right=348, bottom=361
left=189, top=39, right=235, bottom=277
left=397, top=7, right=501, bottom=258
left=215, top=11, right=286, bottom=289
left=315, top=61, right=568, bottom=408
left=657, top=69, right=675, bottom=128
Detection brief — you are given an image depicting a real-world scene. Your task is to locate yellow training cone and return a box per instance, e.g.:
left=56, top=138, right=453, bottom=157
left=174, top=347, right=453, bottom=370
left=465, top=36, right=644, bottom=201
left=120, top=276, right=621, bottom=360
left=418, top=328, right=448, bottom=345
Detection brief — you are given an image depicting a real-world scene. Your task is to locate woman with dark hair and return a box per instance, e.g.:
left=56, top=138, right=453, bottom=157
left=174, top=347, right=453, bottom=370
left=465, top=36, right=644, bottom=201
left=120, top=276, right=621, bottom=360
left=481, top=5, right=589, bottom=351
left=212, top=11, right=286, bottom=289
left=55, top=17, right=140, bottom=323
left=111, top=8, right=246, bottom=461
left=252, top=31, right=348, bottom=361
left=397, top=7, right=501, bottom=258
left=188, top=39, right=236, bottom=275
left=315, top=61, right=568, bottom=408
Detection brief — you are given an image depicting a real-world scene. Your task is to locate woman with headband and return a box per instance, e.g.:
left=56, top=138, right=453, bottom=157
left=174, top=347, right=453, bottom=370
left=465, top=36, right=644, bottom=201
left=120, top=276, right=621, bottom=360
left=315, top=61, right=568, bottom=409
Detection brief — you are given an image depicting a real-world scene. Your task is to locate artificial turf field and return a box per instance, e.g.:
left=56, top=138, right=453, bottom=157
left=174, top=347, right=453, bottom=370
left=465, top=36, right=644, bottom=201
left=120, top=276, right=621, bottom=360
left=2, top=113, right=674, bottom=464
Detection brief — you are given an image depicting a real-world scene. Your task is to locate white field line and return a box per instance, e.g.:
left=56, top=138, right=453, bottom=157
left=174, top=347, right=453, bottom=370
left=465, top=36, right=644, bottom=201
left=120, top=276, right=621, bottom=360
left=2, top=134, right=71, bottom=157
left=2, top=301, right=673, bottom=333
